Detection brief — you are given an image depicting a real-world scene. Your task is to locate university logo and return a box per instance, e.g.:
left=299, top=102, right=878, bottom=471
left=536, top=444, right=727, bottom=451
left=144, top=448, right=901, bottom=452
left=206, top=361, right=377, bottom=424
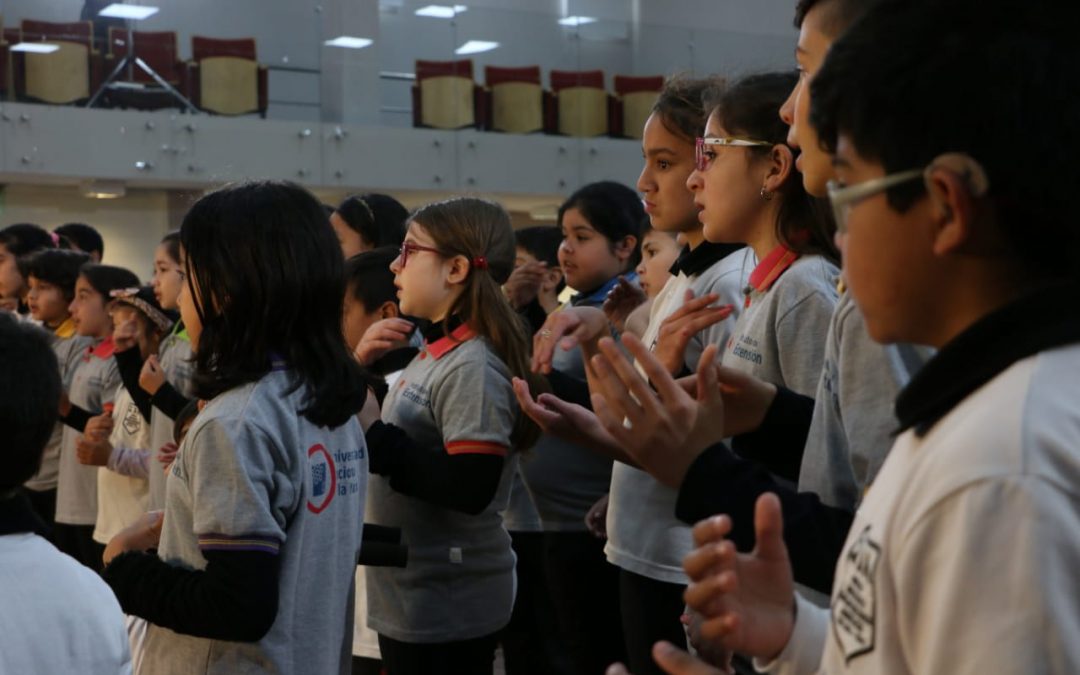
left=307, top=444, right=337, bottom=514
left=832, top=525, right=881, bottom=662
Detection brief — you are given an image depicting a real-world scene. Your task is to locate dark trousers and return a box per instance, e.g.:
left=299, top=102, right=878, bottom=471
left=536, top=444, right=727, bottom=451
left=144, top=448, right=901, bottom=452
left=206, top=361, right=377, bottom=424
left=618, top=569, right=688, bottom=675
left=351, top=656, right=383, bottom=675
left=53, top=523, right=105, bottom=573
left=377, top=632, right=499, bottom=675
left=544, top=531, right=626, bottom=675
left=21, top=487, right=56, bottom=540
left=502, top=531, right=572, bottom=675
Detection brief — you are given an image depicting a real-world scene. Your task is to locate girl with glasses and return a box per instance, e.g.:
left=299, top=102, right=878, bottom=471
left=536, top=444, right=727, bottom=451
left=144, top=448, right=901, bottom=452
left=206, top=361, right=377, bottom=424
left=687, top=71, right=839, bottom=400
left=359, top=197, right=543, bottom=675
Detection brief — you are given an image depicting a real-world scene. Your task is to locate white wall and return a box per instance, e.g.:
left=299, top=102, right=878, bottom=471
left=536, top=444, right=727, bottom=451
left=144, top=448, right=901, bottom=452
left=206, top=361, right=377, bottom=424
left=0, top=184, right=171, bottom=280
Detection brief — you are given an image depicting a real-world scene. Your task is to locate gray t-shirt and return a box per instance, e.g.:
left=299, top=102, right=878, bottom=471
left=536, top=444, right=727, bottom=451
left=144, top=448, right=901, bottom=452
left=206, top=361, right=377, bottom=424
left=720, top=254, right=839, bottom=397
left=26, top=327, right=93, bottom=492
left=606, top=248, right=753, bottom=583
left=139, top=369, right=367, bottom=675
left=520, top=291, right=615, bottom=532
left=147, top=327, right=195, bottom=510
left=502, top=462, right=542, bottom=533
left=367, top=326, right=518, bottom=643
left=56, top=338, right=121, bottom=525
left=798, top=292, right=932, bottom=509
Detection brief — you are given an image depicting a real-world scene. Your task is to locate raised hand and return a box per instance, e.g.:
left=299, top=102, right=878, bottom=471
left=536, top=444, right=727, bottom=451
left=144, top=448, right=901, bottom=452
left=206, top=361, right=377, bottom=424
left=139, top=355, right=167, bottom=395
left=354, top=318, right=414, bottom=366
left=602, top=276, right=647, bottom=333
left=604, top=641, right=731, bottom=675
left=682, top=494, right=796, bottom=661
left=531, top=306, right=609, bottom=375
left=503, top=260, right=548, bottom=309
left=511, top=377, right=622, bottom=456
left=652, top=291, right=734, bottom=375
left=103, top=510, right=164, bottom=566
left=113, top=317, right=141, bottom=353
left=588, top=334, right=726, bottom=487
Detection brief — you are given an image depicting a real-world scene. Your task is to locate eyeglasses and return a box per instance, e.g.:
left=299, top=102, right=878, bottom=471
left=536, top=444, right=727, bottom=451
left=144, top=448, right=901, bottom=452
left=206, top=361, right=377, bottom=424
left=397, top=240, right=446, bottom=267
left=695, top=136, right=773, bottom=172
left=826, top=169, right=924, bottom=233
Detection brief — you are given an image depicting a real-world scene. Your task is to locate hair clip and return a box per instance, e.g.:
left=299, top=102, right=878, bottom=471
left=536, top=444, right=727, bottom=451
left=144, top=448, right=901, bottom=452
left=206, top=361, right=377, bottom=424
left=472, top=256, right=489, bottom=270
left=109, top=287, right=141, bottom=299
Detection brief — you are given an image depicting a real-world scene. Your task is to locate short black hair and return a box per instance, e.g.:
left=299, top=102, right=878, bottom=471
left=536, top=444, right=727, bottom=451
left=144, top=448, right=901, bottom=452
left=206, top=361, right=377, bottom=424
left=514, top=226, right=562, bottom=268
left=336, top=193, right=409, bottom=249
left=54, top=223, right=104, bottom=258
left=558, top=181, right=644, bottom=268
left=79, top=263, right=141, bottom=299
left=182, top=180, right=372, bottom=428
left=710, top=72, right=838, bottom=263
left=810, top=0, right=1079, bottom=282
left=793, top=0, right=871, bottom=36
left=0, top=313, right=61, bottom=491
left=515, top=225, right=566, bottom=293
left=652, top=75, right=726, bottom=144
left=345, top=247, right=399, bottom=313
left=0, top=223, right=54, bottom=258
left=24, top=249, right=92, bottom=302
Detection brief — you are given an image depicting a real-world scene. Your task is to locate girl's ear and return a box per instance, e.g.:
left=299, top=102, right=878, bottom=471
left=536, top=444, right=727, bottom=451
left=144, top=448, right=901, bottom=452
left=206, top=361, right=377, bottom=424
left=614, top=235, right=638, bottom=264
left=446, top=254, right=471, bottom=285
left=762, top=143, right=796, bottom=196
left=379, top=300, right=400, bottom=320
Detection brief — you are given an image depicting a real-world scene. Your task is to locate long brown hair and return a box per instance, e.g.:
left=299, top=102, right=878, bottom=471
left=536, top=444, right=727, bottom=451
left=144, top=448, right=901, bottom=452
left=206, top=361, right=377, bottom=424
left=410, top=198, right=543, bottom=450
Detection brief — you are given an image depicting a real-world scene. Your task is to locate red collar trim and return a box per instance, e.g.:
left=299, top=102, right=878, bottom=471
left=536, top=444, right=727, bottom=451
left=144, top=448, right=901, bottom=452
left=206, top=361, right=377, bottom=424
left=424, top=323, right=477, bottom=360
left=748, top=244, right=800, bottom=294
left=90, top=336, right=117, bottom=360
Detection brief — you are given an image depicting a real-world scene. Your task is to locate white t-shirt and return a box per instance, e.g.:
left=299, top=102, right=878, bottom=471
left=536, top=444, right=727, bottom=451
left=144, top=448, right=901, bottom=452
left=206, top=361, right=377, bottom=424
left=760, top=345, right=1080, bottom=674
left=0, top=531, right=131, bottom=674
left=94, top=385, right=151, bottom=545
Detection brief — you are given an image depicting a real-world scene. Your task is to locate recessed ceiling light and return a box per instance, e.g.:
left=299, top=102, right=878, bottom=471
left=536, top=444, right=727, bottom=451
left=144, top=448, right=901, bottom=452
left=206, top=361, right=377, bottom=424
left=558, top=16, right=596, bottom=26
left=10, top=43, right=60, bottom=54
left=455, top=40, right=498, bottom=55
left=415, top=5, right=467, bottom=19
left=324, top=36, right=374, bottom=49
left=98, top=4, right=160, bottom=20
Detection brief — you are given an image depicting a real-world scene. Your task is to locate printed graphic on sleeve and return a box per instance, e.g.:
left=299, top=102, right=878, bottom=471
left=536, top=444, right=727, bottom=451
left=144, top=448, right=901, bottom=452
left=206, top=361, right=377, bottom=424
left=832, top=525, right=880, bottom=662
left=122, top=401, right=143, bottom=435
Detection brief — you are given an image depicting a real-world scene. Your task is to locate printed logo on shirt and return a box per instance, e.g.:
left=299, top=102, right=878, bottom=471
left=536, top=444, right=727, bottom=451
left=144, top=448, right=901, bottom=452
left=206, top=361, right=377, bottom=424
left=728, top=334, right=763, bottom=366
left=832, top=525, right=881, bottom=662
left=400, top=382, right=431, bottom=408
left=122, top=401, right=142, bottom=435
left=307, top=444, right=366, bottom=514
left=307, top=444, right=337, bottom=514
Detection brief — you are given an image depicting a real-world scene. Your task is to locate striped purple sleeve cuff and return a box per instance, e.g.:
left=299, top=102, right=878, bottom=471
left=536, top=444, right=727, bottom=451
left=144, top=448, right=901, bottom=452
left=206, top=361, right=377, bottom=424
left=198, top=533, right=281, bottom=555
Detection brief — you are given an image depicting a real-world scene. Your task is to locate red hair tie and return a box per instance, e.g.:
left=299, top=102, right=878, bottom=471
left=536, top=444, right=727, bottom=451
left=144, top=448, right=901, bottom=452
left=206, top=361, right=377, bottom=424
left=472, top=256, right=489, bottom=270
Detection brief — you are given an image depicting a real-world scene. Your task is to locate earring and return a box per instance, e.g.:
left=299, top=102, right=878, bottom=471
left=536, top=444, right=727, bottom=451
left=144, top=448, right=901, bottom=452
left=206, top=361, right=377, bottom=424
left=760, top=187, right=774, bottom=201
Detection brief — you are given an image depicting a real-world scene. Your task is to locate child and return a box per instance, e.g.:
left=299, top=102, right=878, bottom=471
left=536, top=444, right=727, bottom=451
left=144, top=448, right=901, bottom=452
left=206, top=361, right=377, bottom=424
left=680, top=0, right=1080, bottom=672
left=20, top=249, right=93, bottom=530
left=76, top=287, right=172, bottom=550
left=102, top=180, right=371, bottom=675
left=359, top=197, right=541, bottom=675
left=504, top=225, right=565, bottom=334
left=55, top=263, right=141, bottom=570
left=520, top=182, right=643, bottom=675
left=0, top=223, right=56, bottom=315
left=331, top=193, right=409, bottom=257
left=617, top=221, right=681, bottom=337
left=54, top=222, right=105, bottom=263
left=119, top=231, right=194, bottom=510
left=342, top=246, right=417, bottom=675
left=689, top=72, right=839, bottom=398
left=0, top=313, right=131, bottom=674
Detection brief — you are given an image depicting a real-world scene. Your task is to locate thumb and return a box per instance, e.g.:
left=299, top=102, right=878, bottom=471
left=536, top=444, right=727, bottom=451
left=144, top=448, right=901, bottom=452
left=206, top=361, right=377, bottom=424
left=752, top=493, right=787, bottom=562
left=651, top=641, right=723, bottom=675
left=696, top=345, right=721, bottom=406
left=146, top=510, right=165, bottom=532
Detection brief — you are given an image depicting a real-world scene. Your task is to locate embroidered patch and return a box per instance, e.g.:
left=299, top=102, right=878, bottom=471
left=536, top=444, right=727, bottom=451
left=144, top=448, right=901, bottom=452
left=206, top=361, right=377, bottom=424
left=832, top=525, right=881, bottom=661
